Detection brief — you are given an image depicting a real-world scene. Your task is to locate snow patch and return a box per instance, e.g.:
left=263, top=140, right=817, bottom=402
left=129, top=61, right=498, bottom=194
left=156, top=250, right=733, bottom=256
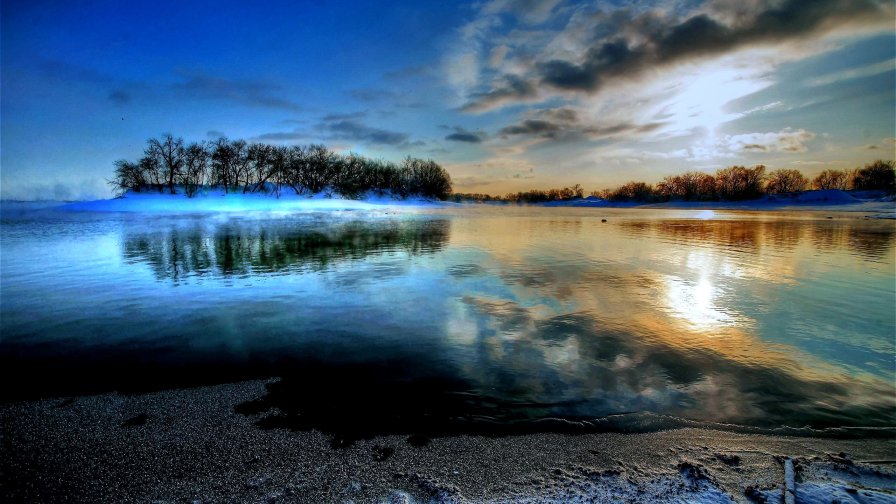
left=57, top=188, right=443, bottom=213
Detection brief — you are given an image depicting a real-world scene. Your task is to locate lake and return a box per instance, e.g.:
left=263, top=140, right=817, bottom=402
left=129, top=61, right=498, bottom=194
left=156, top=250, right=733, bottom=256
left=1, top=204, right=894, bottom=439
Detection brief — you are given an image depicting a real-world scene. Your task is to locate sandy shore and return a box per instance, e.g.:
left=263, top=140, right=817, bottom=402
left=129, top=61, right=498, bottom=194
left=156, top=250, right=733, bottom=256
left=2, top=379, right=894, bottom=503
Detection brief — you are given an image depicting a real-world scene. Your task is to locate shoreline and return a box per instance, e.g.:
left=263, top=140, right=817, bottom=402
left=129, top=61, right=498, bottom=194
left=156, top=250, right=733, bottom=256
left=1, top=188, right=893, bottom=217
left=3, top=379, right=894, bottom=503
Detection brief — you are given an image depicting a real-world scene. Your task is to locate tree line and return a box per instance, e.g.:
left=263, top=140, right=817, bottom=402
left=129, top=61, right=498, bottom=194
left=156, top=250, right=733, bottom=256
left=110, top=135, right=453, bottom=200
left=452, top=160, right=895, bottom=203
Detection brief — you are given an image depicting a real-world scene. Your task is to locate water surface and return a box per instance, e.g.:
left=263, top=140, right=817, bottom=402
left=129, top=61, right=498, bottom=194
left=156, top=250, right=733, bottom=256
left=2, top=204, right=893, bottom=438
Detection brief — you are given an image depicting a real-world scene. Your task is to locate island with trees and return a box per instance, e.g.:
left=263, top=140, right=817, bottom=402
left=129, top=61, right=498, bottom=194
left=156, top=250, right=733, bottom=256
left=109, top=135, right=453, bottom=201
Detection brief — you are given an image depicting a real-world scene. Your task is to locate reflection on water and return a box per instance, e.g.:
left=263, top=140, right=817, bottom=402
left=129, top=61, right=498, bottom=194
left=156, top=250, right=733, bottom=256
left=618, top=218, right=895, bottom=259
left=1, top=207, right=893, bottom=440
left=122, top=219, right=450, bottom=281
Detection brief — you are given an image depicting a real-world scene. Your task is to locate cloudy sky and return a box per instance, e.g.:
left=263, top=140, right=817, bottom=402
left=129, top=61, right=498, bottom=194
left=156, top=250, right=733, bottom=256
left=2, top=0, right=894, bottom=199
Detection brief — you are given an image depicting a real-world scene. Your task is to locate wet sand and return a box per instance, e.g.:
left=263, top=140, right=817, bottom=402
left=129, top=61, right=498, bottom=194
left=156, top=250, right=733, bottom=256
left=2, top=380, right=894, bottom=503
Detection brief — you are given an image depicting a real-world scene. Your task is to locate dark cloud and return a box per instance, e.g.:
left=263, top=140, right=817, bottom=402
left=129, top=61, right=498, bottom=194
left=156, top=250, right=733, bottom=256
left=41, top=60, right=137, bottom=105
left=324, top=120, right=409, bottom=146
left=445, top=126, right=487, bottom=143
left=254, top=131, right=307, bottom=141
left=540, top=107, right=578, bottom=123
left=206, top=130, right=227, bottom=139
left=321, top=111, right=367, bottom=121
left=466, top=0, right=889, bottom=110
left=173, top=72, right=304, bottom=112
left=500, top=119, right=563, bottom=138
left=462, top=75, right=538, bottom=112
left=108, top=90, right=130, bottom=104
left=252, top=117, right=414, bottom=147
left=498, top=107, right=659, bottom=140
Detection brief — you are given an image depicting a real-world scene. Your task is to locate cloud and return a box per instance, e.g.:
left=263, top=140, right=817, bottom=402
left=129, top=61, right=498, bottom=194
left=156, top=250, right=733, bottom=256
left=321, top=111, right=367, bottom=122
left=445, top=127, right=487, bottom=143
left=324, top=120, right=409, bottom=145
left=462, top=75, right=539, bottom=112
left=461, top=0, right=892, bottom=111
left=726, top=128, right=817, bottom=153
left=253, top=116, right=415, bottom=147
left=500, top=119, right=563, bottom=137
left=680, top=127, right=818, bottom=160
left=107, top=90, right=130, bottom=104
left=481, top=0, right=563, bottom=25
left=743, top=101, right=783, bottom=115
left=40, top=59, right=137, bottom=105
left=488, top=45, right=511, bottom=68
left=790, top=160, right=831, bottom=166
left=446, top=156, right=538, bottom=191
left=206, top=130, right=227, bottom=139
left=173, top=72, right=304, bottom=112
left=254, top=131, right=308, bottom=142
left=498, top=107, right=664, bottom=141
left=806, top=57, right=895, bottom=87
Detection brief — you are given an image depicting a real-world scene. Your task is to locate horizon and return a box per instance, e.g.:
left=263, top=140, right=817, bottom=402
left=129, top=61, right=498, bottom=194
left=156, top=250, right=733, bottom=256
left=2, top=0, right=895, bottom=201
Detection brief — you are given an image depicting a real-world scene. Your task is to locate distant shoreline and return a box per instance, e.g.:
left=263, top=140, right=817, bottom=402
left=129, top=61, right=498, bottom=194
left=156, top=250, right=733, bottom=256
left=2, top=188, right=893, bottom=217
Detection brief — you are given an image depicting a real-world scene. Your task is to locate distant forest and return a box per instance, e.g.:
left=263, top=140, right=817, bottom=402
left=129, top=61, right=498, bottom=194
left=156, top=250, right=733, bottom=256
left=110, top=135, right=453, bottom=200
left=453, top=160, right=896, bottom=203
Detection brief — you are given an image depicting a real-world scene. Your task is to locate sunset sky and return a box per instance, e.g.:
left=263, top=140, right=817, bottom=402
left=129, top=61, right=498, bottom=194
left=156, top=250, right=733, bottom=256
left=2, top=0, right=894, bottom=200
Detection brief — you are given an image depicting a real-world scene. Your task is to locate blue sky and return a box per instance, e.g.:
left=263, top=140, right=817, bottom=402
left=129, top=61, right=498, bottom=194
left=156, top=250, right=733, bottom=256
left=2, top=0, right=894, bottom=199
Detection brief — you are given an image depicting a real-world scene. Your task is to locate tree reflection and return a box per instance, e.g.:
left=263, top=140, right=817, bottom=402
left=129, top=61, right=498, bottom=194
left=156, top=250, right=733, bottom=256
left=123, top=219, right=450, bottom=281
left=617, top=218, right=894, bottom=258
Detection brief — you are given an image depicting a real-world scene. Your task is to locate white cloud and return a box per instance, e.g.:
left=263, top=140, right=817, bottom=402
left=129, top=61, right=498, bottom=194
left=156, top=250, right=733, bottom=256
left=726, top=128, right=817, bottom=153
left=807, top=58, right=896, bottom=87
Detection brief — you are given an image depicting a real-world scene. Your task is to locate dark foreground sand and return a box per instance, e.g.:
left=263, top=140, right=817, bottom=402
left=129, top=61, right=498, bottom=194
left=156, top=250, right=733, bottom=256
left=2, top=380, right=894, bottom=503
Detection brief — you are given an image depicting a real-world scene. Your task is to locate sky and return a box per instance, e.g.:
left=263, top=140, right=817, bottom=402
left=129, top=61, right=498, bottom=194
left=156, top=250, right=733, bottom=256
left=2, top=0, right=894, bottom=200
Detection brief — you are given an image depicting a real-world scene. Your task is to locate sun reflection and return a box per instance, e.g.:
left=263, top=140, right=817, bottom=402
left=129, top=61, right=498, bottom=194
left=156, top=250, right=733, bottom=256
left=665, top=275, right=732, bottom=330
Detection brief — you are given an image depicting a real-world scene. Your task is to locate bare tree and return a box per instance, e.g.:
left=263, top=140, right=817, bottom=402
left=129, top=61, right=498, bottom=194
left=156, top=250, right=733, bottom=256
left=302, top=144, right=335, bottom=193
left=247, top=143, right=275, bottom=193
left=109, top=159, right=145, bottom=195
left=715, top=165, right=765, bottom=200
left=146, top=135, right=185, bottom=194
left=812, top=169, right=849, bottom=190
left=210, top=138, right=246, bottom=192
left=852, top=160, right=895, bottom=191
left=181, top=142, right=209, bottom=197
left=765, top=169, right=808, bottom=194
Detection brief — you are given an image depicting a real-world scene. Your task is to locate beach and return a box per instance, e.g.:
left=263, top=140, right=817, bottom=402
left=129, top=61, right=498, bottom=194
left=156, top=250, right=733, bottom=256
left=2, top=379, right=894, bottom=503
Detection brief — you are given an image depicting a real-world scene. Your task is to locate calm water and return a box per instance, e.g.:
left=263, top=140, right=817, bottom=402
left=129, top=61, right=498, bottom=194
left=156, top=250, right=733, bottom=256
left=1, top=204, right=894, bottom=437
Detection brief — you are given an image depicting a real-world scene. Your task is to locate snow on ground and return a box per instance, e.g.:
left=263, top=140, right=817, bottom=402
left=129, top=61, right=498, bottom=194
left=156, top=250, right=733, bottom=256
left=58, top=187, right=443, bottom=213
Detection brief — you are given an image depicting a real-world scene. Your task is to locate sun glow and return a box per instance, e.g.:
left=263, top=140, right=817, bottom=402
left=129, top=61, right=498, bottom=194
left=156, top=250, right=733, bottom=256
left=664, top=249, right=738, bottom=330
left=662, top=65, right=772, bottom=135
left=665, top=275, right=733, bottom=330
